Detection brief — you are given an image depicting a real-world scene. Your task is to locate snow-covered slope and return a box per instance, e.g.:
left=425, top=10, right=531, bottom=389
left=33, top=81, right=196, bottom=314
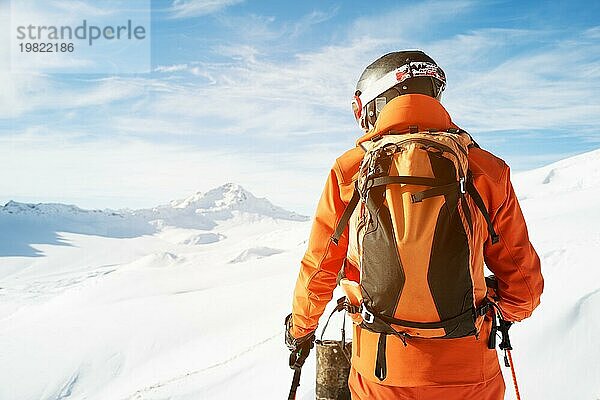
left=0, top=183, right=311, bottom=400
left=513, top=148, right=600, bottom=199
left=506, top=149, right=600, bottom=399
left=0, top=151, right=599, bottom=400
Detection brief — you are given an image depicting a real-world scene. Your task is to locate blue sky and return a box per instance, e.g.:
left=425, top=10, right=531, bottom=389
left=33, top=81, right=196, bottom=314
left=1, top=0, right=599, bottom=213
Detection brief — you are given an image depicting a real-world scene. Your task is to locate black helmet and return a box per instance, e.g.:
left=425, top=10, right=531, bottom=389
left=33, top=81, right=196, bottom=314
left=352, top=50, right=446, bottom=132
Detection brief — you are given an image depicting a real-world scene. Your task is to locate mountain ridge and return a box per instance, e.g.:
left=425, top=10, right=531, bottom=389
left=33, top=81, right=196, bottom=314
left=1, top=183, right=309, bottom=228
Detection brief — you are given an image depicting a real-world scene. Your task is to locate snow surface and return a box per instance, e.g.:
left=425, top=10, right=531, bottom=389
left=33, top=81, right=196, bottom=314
left=0, top=155, right=599, bottom=399
left=229, top=247, right=285, bottom=264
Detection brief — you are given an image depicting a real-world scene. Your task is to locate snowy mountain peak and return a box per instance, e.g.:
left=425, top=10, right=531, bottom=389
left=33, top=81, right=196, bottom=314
left=201, top=183, right=251, bottom=209
left=170, top=183, right=251, bottom=210
left=130, top=183, right=309, bottom=229
left=159, top=183, right=308, bottom=225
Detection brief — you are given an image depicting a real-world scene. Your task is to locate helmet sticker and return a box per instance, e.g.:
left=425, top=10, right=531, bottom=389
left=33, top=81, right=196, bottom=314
left=395, top=69, right=409, bottom=82
left=395, top=61, right=446, bottom=84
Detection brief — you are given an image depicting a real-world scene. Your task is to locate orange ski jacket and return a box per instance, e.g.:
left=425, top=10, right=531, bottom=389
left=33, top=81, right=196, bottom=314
left=290, top=94, right=543, bottom=386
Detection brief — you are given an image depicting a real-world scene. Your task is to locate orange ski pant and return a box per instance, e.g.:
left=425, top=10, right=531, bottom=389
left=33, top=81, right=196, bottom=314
left=348, top=367, right=505, bottom=400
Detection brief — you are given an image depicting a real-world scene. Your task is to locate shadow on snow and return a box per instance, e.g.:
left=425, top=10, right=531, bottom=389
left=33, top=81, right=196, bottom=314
left=0, top=213, right=156, bottom=257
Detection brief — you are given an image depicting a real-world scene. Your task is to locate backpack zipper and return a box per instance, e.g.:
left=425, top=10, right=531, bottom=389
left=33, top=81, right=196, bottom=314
left=383, top=136, right=465, bottom=177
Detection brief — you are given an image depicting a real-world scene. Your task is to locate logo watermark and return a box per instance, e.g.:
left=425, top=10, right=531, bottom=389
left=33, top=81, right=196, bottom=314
left=10, top=0, right=151, bottom=74
left=16, top=19, right=147, bottom=47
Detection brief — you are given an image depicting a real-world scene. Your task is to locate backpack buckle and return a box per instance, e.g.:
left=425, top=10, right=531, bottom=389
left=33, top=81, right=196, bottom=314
left=459, top=177, right=466, bottom=194
left=476, top=301, right=491, bottom=317
left=360, top=304, right=375, bottom=324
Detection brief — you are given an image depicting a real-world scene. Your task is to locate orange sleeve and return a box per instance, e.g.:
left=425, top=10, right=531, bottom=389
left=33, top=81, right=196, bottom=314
left=484, top=166, right=544, bottom=322
left=290, top=163, right=350, bottom=338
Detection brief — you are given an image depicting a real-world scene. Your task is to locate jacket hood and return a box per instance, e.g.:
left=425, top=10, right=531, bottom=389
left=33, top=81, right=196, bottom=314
left=356, top=94, right=458, bottom=145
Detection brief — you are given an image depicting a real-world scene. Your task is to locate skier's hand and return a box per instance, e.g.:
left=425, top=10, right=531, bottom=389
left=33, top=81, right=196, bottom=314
left=499, top=318, right=513, bottom=331
left=498, top=318, right=513, bottom=350
left=284, top=313, right=315, bottom=370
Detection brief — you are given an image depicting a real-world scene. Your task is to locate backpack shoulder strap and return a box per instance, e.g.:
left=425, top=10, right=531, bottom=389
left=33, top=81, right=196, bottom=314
left=331, top=181, right=360, bottom=245
left=466, top=171, right=499, bottom=244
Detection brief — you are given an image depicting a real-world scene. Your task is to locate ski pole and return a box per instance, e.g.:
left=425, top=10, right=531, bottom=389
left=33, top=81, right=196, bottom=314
left=288, top=367, right=302, bottom=400
left=506, top=349, right=521, bottom=400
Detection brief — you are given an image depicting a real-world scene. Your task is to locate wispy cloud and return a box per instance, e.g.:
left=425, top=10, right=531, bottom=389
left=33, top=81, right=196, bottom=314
left=583, top=26, right=600, bottom=39
left=214, top=13, right=281, bottom=41
left=215, top=44, right=261, bottom=63
left=349, top=0, right=475, bottom=41
left=210, top=8, right=338, bottom=48
left=0, top=77, right=153, bottom=119
left=48, top=0, right=116, bottom=17
left=137, top=38, right=385, bottom=142
left=290, top=8, right=338, bottom=38
left=437, top=29, right=600, bottom=134
left=169, top=0, right=244, bottom=19
left=154, top=64, right=190, bottom=73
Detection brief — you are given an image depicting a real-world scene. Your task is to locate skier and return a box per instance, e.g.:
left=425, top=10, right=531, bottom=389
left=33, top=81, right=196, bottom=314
left=285, top=50, right=543, bottom=399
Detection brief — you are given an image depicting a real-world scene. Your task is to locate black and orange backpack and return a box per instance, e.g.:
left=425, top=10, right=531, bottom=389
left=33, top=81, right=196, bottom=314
left=331, top=128, right=499, bottom=342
